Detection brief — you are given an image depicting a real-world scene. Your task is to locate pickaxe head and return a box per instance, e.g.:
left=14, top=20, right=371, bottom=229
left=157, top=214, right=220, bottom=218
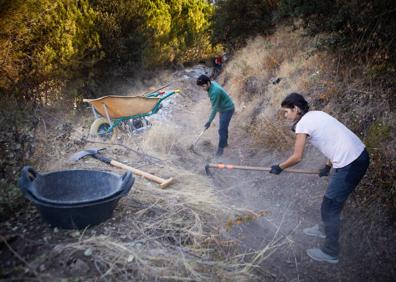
left=69, top=148, right=105, bottom=162
left=204, top=164, right=212, bottom=177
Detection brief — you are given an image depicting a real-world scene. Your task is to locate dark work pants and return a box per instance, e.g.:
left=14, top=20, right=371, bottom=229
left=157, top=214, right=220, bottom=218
left=321, top=149, right=370, bottom=257
left=218, top=108, right=234, bottom=149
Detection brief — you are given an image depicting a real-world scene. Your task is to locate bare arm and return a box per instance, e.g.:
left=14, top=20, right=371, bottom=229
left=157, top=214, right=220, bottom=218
left=279, top=133, right=307, bottom=169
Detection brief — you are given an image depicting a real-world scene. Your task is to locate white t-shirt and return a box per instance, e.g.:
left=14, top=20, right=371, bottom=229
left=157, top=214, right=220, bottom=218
left=295, top=111, right=365, bottom=168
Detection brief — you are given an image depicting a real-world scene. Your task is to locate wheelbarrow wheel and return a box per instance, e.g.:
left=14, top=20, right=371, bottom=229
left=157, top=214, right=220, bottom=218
left=89, top=118, right=118, bottom=142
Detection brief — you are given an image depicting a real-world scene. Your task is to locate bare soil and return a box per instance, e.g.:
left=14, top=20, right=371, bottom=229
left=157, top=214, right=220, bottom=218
left=1, top=66, right=395, bottom=281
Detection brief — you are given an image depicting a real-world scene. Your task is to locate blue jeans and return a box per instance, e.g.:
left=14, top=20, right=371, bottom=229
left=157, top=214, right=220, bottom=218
left=321, top=149, right=370, bottom=257
left=218, top=108, right=234, bottom=148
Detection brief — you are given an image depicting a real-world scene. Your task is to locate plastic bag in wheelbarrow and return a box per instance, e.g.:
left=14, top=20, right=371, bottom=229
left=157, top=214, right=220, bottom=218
left=19, top=166, right=135, bottom=229
left=19, top=166, right=132, bottom=205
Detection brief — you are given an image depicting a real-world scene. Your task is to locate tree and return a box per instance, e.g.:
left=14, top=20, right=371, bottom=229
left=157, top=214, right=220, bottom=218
left=0, top=0, right=101, bottom=100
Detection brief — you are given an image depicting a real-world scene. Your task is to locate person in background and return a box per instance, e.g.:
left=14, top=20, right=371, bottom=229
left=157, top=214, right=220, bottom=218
left=196, top=74, right=235, bottom=157
left=212, top=54, right=223, bottom=78
left=270, top=92, right=369, bottom=264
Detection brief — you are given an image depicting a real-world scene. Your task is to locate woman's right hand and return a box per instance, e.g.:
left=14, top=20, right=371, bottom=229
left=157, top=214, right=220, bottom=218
left=269, top=165, right=283, bottom=175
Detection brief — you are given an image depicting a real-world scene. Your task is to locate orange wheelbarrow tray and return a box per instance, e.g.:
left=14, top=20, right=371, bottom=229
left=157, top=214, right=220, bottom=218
left=83, top=89, right=180, bottom=136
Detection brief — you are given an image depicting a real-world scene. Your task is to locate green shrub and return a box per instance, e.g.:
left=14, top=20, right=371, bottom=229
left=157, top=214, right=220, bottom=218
left=212, top=0, right=276, bottom=48
left=0, top=179, right=24, bottom=222
left=91, top=0, right=217, bottom=68
left=0, top=0, right=218, bottom=101
left=277, top=0, right=396, bottom=66
left=365, top=121, right=391, bottom=150
left=0, top=0, right=101, bottom=100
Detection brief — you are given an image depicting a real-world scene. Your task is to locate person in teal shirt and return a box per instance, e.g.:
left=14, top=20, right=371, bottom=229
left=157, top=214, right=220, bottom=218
left=196, top=74, right=235, bottom=156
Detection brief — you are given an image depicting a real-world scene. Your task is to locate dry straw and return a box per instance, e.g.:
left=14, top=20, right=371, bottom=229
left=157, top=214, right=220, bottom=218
left=44, top=100, right=282, bottom=281
left=48, top=164, right=271, bottom=281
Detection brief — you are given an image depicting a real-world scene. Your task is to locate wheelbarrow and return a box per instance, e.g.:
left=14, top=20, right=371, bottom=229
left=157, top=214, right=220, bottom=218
left=84, top=88, right=180, bottom=141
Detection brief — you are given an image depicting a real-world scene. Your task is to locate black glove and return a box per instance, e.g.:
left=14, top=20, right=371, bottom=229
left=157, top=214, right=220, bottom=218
left=204, top=122, right=211, bottom=129
left=270, top=165, right=283, bottom=175
left=319, top=164, right=331, bottom=177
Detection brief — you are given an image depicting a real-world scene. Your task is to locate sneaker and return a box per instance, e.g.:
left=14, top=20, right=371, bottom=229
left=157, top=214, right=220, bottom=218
left=303, top=224, right=326, bottom=239
left=215, top=147, right=224, bottom=157
left=306, top=248, right=339, bottom=264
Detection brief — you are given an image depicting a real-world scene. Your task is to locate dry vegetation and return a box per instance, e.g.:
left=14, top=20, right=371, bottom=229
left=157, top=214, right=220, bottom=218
left=219, top=25, right=395, bottom=166
left=218, top=24, right=395, bottom=216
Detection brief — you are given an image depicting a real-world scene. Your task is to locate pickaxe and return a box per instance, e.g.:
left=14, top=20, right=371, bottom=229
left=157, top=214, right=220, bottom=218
left=70, top=148, right=174, bottom=188
left=205, top=163, right=319, bottom=176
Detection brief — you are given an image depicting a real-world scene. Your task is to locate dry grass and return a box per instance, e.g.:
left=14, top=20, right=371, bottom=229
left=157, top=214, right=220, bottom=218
left=218, top=28, right=312, bottom=149
left=141, top=123, right=185, bottom=157
left=26, top=106, right=277, bottom=281
left=38, top=161, right=274, bottom=281
left=217, top=26, right=344, bottom=150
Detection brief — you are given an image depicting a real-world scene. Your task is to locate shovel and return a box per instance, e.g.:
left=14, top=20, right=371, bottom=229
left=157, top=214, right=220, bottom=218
left=70, top=148, right=174, bottom=188
left=205, top=163, right=319, bottom=176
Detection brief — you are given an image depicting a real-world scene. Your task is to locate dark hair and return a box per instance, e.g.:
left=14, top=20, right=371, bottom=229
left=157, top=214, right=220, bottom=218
left=281, top=93, right=310, bottom=132
left=281, top=92, right=310, bottom=115
left=196, top=74, right=211, bottom=86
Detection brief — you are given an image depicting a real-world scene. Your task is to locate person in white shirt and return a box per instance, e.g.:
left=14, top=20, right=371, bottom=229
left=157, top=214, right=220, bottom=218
left=270, top=93, right=369, bottom=264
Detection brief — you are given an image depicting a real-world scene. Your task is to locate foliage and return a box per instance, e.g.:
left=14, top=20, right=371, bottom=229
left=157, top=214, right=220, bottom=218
left=364, top=120, right=396, bottom=218
left=277, top=0, right=396, bottom=68
left=0, top=96, right=36, bottom=222
left=212, top=0, right=276, bottom=48
left=91, top=0, right=216, bottom=68
left=0, top=179, right=23, bottom=222
left=0, top=0, right=218, bottom=101
left=364, top=121, right=392, bottom=150
left=0, top=0, right=101, bottom=100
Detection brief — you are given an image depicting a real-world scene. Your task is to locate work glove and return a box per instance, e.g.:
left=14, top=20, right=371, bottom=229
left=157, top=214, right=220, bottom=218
left=319, top=164, right=331, bottom=177
left=269, top=164, right=283, bottom=175
left=204, top=122, right=211, bottom=130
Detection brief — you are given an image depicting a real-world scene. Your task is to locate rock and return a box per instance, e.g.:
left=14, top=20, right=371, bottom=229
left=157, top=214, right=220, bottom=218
left=127, top=255, right=134, bottom=262
left=84, top=248, right=93, bottom=257
left=39, top=264, right=46, bottom=272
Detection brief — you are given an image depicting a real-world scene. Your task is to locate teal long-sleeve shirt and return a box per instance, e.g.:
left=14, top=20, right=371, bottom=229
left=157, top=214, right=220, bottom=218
left=207, top=81, right=235, bottom=124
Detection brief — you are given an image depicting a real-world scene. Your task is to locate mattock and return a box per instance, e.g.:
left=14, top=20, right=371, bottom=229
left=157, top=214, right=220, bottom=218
left=71, top=148, right=174, bottom=188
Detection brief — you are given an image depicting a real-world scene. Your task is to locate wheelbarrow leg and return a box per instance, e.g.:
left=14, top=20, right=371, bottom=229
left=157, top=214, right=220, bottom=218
left=91, top=106, right=100, bottom=119
left=103, top=103, right=113, bottom=126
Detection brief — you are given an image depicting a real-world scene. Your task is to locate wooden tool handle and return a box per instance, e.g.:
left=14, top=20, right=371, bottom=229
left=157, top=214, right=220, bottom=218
left=110, top=160, right=174, bottom=188
left=159, top=177, right=174, bottom=189
left=208, top=163, right=319, bottom=174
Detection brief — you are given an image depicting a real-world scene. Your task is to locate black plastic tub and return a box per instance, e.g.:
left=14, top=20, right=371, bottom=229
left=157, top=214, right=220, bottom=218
left=19, top=166, right=134, bottom=229
left=19, top=166, right=131, bottom=205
